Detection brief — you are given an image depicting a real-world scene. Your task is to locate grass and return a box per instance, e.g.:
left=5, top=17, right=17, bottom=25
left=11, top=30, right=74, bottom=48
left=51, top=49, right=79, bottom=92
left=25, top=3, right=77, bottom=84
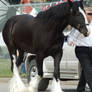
left=0, top=59, right=27, bottom=78
left=0, top=59, right=12, bottom=77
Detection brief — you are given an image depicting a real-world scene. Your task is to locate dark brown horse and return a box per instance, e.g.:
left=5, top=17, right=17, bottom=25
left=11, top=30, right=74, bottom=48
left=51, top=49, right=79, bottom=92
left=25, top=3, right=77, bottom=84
left=2, top=0, right=90, bottom=92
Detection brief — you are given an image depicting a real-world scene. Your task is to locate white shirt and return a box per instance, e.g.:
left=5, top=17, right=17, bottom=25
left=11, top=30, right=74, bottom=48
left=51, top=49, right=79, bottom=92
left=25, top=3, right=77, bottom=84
left=67, top=21, right=92, bottom=47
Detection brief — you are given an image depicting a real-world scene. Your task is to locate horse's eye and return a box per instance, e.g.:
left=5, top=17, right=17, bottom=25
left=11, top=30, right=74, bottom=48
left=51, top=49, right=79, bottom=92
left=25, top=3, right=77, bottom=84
left=77, top=24, right=80, bottom=29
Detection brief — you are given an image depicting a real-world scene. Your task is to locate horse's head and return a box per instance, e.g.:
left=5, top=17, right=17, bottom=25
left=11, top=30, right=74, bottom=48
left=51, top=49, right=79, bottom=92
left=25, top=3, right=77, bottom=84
left=68, top=0, right=90, bottom=37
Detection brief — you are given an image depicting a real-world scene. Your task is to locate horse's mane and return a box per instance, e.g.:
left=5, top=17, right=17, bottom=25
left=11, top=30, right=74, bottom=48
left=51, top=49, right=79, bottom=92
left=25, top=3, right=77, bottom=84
left=36, top=2, right=69, bottom=23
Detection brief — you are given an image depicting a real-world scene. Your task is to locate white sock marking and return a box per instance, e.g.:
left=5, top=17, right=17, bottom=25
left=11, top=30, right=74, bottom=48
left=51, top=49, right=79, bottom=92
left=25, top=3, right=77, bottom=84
left=9, top=55, right=41, bottom=92
left=50, top=78, right=63, bottom=92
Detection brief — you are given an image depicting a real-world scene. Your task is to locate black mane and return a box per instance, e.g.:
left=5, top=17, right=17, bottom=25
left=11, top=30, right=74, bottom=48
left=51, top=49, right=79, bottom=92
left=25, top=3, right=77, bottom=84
left=36, top=2, right=69, bottom=22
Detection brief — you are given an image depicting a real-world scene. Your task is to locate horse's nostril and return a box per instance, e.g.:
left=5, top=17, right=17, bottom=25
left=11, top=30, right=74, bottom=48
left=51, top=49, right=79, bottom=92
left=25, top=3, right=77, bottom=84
left=84, top=32, right=90, bottom=37
left=83, top=31, right=90, bottom=37
left=87, top=31, right=90, bottom=36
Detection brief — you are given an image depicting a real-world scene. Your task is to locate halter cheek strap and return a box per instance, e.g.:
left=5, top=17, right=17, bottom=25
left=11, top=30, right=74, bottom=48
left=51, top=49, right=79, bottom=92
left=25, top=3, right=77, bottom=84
left=77, top=23, right=89, bottom=29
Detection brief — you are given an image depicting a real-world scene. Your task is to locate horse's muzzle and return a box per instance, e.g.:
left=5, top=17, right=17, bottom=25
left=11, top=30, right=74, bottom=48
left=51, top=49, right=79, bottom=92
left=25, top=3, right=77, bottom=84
left=87, top=31, right=90, bottom=36
left=83, top=31, right=90, bottom=37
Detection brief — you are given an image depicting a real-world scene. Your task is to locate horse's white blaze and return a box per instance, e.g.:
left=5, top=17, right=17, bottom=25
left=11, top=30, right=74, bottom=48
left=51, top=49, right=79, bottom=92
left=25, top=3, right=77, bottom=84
left=79, top=7, right=90, bottom=32
left=51, top=78, right=63, bottom=92
left=79, top=7, right=88, bottom=24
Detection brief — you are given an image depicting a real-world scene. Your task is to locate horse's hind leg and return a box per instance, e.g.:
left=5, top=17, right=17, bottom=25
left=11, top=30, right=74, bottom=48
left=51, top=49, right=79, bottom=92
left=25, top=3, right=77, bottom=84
left=29, top=54, right=43, bottom=92
left=51, top=50, right=63, bottom=92
left=9, top=55, right=26, bottom=92
left=7, top=47, right=17, bottom=72
left=8, top=46, right=24, bottom=72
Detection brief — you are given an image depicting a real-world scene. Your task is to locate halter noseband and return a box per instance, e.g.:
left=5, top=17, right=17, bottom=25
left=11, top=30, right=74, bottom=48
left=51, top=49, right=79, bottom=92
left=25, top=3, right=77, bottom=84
left=86, top=24, right=89, bottom=25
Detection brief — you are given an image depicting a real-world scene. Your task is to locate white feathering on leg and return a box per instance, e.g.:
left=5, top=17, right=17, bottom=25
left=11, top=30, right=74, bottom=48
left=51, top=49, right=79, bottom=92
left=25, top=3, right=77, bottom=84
left=9, top=55, right=41, bottom=92
left=28, top=75, right=42, bottom=92
left=50, top=78, right=63, bottom=92
left=9, top=55, right=27, bottom=92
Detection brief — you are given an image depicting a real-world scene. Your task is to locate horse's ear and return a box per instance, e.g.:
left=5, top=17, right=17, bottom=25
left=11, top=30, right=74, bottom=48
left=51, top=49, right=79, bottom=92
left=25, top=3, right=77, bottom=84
left=80, top=0, right=84, bottom=9
left=68, top=0, right=73, bottom=13
left=67, top=0, right=73, bottom=8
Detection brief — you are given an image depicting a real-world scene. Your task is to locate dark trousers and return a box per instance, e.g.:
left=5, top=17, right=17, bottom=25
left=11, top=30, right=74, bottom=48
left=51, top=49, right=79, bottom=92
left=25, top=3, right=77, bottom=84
left=77, top=70, right=86, bottom=92
left=75, top=46, right=92, bottom=92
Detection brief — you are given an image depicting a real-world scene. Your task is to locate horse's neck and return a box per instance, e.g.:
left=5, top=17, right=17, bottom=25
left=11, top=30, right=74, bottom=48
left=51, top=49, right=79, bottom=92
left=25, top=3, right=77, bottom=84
left=36, top=3, right=69, bottom=31
left=52, top=3, right=69, bottom=18
left=53, top=15, right=69, bottom=30
left=36, top=3, right=69, bottom=21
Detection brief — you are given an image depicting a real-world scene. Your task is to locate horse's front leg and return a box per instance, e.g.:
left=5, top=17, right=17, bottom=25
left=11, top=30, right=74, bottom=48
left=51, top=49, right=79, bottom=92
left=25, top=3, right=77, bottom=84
left=29, top=54, right=43, bottom=92
left=51, top=50, right=63, bottom=92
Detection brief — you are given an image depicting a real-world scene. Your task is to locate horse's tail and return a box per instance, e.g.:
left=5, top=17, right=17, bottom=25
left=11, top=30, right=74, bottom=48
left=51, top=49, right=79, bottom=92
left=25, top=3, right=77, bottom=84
left=2, top=16, right=16, bottom=47
left=2, top=16, right=17, bottom=71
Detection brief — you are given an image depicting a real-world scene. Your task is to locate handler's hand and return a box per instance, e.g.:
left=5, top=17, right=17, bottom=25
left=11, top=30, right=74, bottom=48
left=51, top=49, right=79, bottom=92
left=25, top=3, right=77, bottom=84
left=70, top=42, right=74, bottom=46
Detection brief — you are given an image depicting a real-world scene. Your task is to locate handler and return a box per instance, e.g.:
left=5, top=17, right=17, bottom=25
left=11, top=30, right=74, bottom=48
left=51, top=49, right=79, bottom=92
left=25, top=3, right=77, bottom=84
left=67, top=7, right=92, bottom=92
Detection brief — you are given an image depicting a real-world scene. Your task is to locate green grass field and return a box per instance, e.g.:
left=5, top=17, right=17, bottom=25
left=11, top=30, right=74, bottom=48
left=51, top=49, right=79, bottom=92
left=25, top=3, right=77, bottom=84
left=0, top=59, right=12, bottom=77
